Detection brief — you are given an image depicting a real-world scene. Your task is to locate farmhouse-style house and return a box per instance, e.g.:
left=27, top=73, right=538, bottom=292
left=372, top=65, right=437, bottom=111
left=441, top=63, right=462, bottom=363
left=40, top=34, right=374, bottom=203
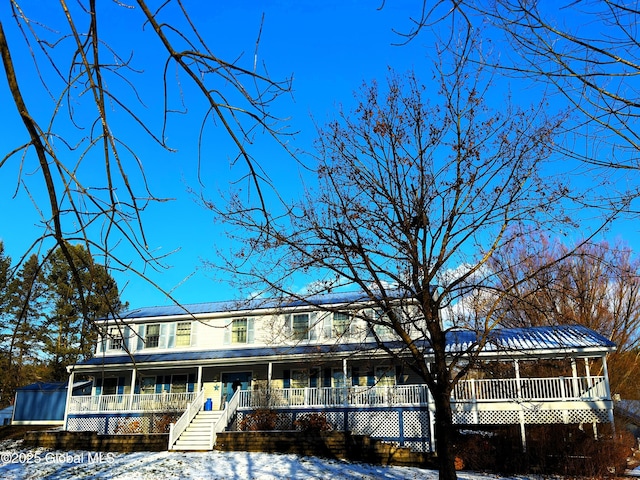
left=63, top=291, right=616, bottom=453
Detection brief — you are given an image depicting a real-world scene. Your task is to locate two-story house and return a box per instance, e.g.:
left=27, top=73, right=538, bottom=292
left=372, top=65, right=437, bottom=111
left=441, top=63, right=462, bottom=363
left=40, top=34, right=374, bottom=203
left=63, top=290, right=616, bottom=453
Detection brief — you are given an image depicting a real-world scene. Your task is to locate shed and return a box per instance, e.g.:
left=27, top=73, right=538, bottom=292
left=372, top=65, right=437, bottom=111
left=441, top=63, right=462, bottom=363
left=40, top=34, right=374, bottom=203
left=0, top=406, right=13, bottom=426
left=12, top=381, right=91, bottom=426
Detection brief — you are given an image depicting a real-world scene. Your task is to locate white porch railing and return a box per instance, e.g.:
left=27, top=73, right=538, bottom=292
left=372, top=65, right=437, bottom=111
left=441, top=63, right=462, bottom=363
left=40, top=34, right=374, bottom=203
left=238, top=384, right=430, bottom=408
left=452, top=376, right=607, bottom=402
left=237, top=376, right=608, bottom=409
left=168, top=389, right=205, bottom=450
left=68, top=391, right=197, bottom=413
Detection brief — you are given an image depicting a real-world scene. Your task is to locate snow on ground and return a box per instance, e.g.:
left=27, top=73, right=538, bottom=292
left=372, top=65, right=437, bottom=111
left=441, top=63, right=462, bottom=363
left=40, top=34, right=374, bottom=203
left=0, top=438, right=514, bottom=480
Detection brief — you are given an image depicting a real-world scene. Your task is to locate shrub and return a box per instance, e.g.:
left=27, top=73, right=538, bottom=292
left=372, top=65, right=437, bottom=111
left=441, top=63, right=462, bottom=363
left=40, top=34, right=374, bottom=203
left=239, top=409, right=279, bottom=431
left=114, top=419, right=142, bottom=434
left=293, top=413, right=334, bottom=432
left=154, top=413, right=178, bottom=433
left=455, top=424, right=635, bottom=476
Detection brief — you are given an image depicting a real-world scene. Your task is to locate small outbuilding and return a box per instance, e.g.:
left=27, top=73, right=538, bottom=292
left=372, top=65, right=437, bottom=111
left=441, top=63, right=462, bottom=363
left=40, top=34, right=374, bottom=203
left=0, top=406, right=13, bottom=426
left=12, top=381, right=91, bottom=426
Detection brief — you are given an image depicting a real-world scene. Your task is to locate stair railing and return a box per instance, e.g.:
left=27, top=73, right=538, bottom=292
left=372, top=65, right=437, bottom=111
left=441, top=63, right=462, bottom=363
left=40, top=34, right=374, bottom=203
left=209, top=388, right=241, bottom=449
left=168, top=388, right=205, bottom=450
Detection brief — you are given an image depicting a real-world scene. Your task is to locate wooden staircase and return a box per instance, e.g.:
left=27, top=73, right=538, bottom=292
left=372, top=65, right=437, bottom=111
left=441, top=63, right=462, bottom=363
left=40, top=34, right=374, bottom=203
left=170, top=410, right=223, bottom=451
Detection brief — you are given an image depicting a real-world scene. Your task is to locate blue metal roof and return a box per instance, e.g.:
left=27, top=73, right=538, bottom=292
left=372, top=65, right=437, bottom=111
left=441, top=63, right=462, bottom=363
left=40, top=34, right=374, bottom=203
left=450, top=324, right=615, bottom=352
left=108, top=290, right=405, bottom=320
left=76, top=324, right=614, bottom=369
left=77, top=342, right=380, bottom=367
left=15, top=381, right=93, bottom=392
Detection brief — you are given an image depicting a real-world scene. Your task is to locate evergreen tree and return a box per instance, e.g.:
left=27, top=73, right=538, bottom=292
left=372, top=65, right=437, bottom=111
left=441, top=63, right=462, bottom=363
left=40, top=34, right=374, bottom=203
left=41, top=244, right=127, bottom=381
left=0, top=254, right=48, bottom=406
left=0, top=243, right=127, bottom=405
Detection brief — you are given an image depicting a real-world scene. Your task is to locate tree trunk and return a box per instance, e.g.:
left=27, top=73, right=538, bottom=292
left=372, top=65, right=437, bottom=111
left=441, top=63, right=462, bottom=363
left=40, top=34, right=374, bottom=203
left=433, top=386, right=457, bottom=480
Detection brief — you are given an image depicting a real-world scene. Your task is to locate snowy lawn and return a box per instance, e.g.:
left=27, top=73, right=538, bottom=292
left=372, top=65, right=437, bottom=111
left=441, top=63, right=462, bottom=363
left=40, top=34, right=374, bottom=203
left=0, top=438, right=513, bottom=480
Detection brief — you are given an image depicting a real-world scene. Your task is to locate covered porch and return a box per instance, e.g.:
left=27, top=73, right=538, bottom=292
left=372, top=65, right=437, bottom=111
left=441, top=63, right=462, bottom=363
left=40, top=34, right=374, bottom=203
left=235, top=374, right=610, bottom=410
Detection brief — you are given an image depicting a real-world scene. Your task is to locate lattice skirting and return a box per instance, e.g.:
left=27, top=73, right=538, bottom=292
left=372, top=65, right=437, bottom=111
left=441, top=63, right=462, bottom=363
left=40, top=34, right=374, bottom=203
left=237, top=406, right=433, bottom=453
left=452, top=406, right=611, bottom=426
left=67, top=412, right=180, bottom=434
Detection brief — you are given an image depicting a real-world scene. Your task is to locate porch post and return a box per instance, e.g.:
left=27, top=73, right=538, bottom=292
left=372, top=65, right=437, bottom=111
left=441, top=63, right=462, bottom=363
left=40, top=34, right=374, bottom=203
left=197, top=366, right=203, bottom=391
left=268, top=362, right=273, bottom=407
left=342, top=358, right=348, bottom=406
left=427, top=386, right=436, bottom=453
left=342, top=358, right=348, bottom=432
left=129, top=368, right=137, bottom=410
left=63, top=369, right=75, bottom=431
left=602, top=355, right=615, bottom=433
left=514, top=360, right=526, bottom=452
left=584, top=358, right=591, bottom=384
left=571, top=359, right=579, bottom=398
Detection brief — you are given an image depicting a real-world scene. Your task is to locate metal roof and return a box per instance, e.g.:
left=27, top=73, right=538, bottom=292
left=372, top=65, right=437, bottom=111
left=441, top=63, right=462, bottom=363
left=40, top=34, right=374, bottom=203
left=75, top=324, right=615, bottom=370
left=108, top=290, right=398, bottom=320
left=16, top=381, right=93, bottom=392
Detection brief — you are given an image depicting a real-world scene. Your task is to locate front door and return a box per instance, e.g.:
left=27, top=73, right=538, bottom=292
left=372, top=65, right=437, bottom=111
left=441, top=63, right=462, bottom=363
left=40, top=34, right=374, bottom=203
left=221, top=371, right=251, bottom=406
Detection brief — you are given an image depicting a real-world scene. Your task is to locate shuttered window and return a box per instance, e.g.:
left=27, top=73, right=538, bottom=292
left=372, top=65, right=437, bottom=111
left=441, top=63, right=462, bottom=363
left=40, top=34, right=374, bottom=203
left=145, top=324, right=160, bottom=348
left=175, top=322, right=191, bottom=347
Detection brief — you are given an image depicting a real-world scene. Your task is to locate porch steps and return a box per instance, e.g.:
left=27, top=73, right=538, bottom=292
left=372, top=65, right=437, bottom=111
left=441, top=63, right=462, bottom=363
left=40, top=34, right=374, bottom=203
left=171, top=410, right=223, bottom=451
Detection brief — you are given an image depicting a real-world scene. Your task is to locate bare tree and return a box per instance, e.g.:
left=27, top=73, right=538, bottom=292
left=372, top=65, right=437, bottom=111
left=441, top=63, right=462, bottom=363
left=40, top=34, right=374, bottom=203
left=216, top=42, right=596, bottom=478
left=395, top=0, right=640, bottom=174
left=484, top=232, right=640, bottom=398
left=0, top=0, right=290, bottom=312
left=0, top=1, right=293, bottom=333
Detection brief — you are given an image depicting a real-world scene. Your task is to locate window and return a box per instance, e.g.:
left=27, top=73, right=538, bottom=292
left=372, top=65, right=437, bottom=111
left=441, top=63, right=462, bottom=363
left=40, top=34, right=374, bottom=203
left=171, top=375, right=188, bottom=393
left=333, top=312, right=350, bottom=336
left=375, top=367, right=396, bottom=387
left=291, top=369, right=309, bottom=389
left=176, top=322, right=191, bottom=347
left=108, top=326, right=123, bottom=350
left=366, top=309, right=393, bottom=338
left=292, top=313, right=309, bottom=340
left=232, top=318, right=247, bottom=343
left=145, top=324, right=160, bottom=348
left=102, top=378, right=118, bottom=395
left=141, top=377, right=155, bottom=395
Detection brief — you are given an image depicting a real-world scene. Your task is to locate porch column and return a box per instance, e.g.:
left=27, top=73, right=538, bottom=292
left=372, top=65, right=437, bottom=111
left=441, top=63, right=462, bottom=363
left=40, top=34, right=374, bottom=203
left=583, top=356, right=598, bottom=438
left=514, top=359, right=526, bottom=452
left=571, top=359, right=579, bottom=398
left=602, top=355, right=615, bottom=432
left=197, top=366, right=203, bottom=391
left=342, top=358, right=349, bottom=405
left=63, top=369, right=75, bottom=431
left=268, top=362, right=273, bottom=406
left=129, top=368, right=137, bottom=410
left=342, top=358, right=349, bottom=432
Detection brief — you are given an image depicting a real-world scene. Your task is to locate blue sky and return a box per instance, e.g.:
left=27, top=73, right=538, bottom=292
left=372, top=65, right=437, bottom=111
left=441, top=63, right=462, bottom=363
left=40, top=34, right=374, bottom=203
left=0, top=1, right=637, bottom=309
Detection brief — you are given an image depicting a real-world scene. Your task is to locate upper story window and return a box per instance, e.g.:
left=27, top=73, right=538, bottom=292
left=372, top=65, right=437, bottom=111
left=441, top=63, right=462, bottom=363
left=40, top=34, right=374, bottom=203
left=332, top=312, right=351, bottom=336
left=232, top=318, right=247, bottom=343
left=292, top=313, right=310, bottom=340
left=175, top=322, right=191, bottom=347
left=366, top=309, right=393, bottom=339
left=145, top=324, right=160, bottom=348
left=108, top=326, right=123, bottom=350
left=224, top=318, right=254, bottom=345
